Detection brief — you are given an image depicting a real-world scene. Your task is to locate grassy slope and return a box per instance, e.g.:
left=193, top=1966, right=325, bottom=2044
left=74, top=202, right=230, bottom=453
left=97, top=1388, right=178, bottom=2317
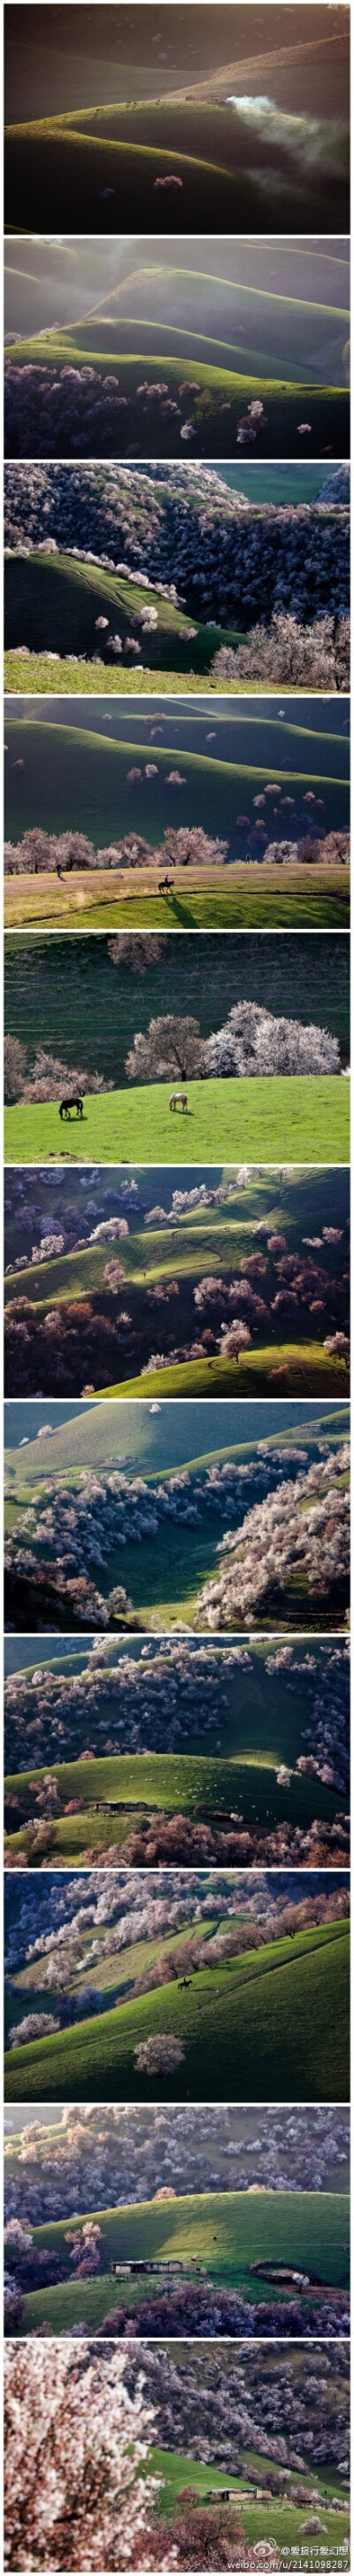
left=4, top=93, right=350, bottom=236
left=3, top=655, right=319, bottom=699
left=15, top=2189, right=350, bottom=2335
left=101, top=1346, right=350, bottom=1401
left=5, top=330, right=348, bottom=462
left=4, top=1625, right=349, bottom=1763
left=4, top=1920, right=350, bottom=2103
left=6, top=246, right=350, bottom=388
left=5, top=1189, right=304, bottom=1304
left=4, top=710, right=350, bottom=930
left=4, top=1401, right=348, bottom=1488
left=5, top=1744, right=345, bottom=1866
left=8, top=321, right=343, bottom=398
left=4, top=1074, right=350, bottom=1167
left=4, top=869, right=350, bottom=932
left=9, top=1913, right=229, bottom=2012
left=4, top=552, right=242, bottom=675
left=4, top=1184, right=350, bottom=1400
left=5, top=714, right=348, bottom=840
left=4, top=1626, right=350, bottom=1842
left=147, top=2448, right=349, bottom=2560
left=4, top=1171, right=349, bottom=1298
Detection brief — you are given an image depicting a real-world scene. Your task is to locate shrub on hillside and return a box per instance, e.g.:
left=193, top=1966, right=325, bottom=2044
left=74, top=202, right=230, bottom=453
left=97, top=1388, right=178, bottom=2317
left=212, top=616, right=350, bottom=692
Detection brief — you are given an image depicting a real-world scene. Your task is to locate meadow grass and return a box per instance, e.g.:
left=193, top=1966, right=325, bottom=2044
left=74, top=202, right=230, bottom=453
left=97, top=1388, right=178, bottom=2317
left=4, top=1075, right=350, bottom=1165
left=4, top=551, right=244, bottom=675
left=5, top=329, right=348, bottom=459
left=4, top=1622, right=347, bottom=1772
left=5, top=710, right=349, bottom=831
left=4, top=866, right=350, bottom=933
left=146, top=2447, right=350, bottom=2560
left=5, top=1741, right=344, bottom=1867
left=4, top=653, right=302, bottom=697
left=4, top=93, right=350, bottom=234
left=100, top=1344, right=350, bottom=1401
left=15, top=2187, right=350, bottom=2335
left=4, top=1919, right=350, bottom=2104
left=5, top=1401, right=347, bottom=1491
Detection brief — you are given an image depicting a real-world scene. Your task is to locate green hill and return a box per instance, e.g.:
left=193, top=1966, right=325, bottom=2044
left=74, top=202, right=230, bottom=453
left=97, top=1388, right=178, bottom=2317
left=4, top=1187, right=350, bottom=1401
left=4, top=1919, right=350, bottom=2105
left=5, top=1744, right=346, bottom=1868
left=12, top=2188, right=350, bottom=2337
left=5, top=550, right=241, bottom=676
left=4, top=1404, right=349, bottom=1629
left=102, top=1345, right=349, bottom=1402
left=4, top=1164, right=349, bottom=1310
left=4, top=92, right=350, bottom=234
left=5, top=714, right=349, bottom=846
left=4, top=1399, right=349, bottom=1490
left=4, top=1073, right=350, bottom=1168
left=4, top=707, right=349, bottom=929
left=148, top=2445, right=349, bottom=2559
left=5, top=333, right=348, bottom=461
left=7, top=255, right=350, bottom=379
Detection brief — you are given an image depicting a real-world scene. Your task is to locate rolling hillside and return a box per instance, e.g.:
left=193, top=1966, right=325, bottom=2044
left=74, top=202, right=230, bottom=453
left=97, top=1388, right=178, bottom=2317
left=5, top=254, right=350, bottom=458
left=4, top=1744, right=347, bottom=1868
left=147, top=2447, right=349, bottom=2562
left=4, top=1398, right=349, bottom=1491
left=4, top=1167, right=350, bottom=1403
left=4, top=708, right=350, bottom=927
left=4, top=1625, right=350, bottom=1772
left=5, top=550, right=240, bottom=676
left=11, top=2188, right=350, bottom=2338
left=4, top=1401, right=349, bottom=1631
left=31, top=256, right=350, bottom=378
left=5, top=714, right=350, bottom=845
left=4, top=1918, right=350, bottom=2104
left=4, top=85, right=350, bottom=235
left=104, top=1345, right=350, bottom=1403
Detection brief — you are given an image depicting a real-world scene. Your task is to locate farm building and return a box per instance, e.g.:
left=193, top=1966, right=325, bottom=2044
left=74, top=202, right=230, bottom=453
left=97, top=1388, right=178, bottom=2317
left=112, top=2255, right=208, bottom=2277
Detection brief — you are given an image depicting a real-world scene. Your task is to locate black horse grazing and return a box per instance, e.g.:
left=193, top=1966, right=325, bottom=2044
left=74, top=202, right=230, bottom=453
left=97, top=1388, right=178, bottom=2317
left=59, top=1095, right=84, bottom=1120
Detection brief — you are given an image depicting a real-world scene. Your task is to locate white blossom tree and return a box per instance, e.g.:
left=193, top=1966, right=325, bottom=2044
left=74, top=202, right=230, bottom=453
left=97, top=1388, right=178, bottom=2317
left=4, top=2342, right=168, bottom=2572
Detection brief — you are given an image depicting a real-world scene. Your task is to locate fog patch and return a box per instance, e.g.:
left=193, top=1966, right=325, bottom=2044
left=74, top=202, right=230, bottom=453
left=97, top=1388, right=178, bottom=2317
left=226, top=96, right=348, bottom=185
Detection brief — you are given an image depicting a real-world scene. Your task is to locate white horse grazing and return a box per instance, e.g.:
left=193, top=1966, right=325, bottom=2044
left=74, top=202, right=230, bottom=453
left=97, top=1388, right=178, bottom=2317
left=169, top=1091, right=188, bottom=1111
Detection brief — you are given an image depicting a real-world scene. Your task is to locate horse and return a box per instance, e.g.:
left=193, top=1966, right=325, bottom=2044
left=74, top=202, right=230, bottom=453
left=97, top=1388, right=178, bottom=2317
left=169, top=1091, right=188, bottom=1111
left=158, top=874, right=174, bottom=894
left=58, top=1095, right=84, bottom=1120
